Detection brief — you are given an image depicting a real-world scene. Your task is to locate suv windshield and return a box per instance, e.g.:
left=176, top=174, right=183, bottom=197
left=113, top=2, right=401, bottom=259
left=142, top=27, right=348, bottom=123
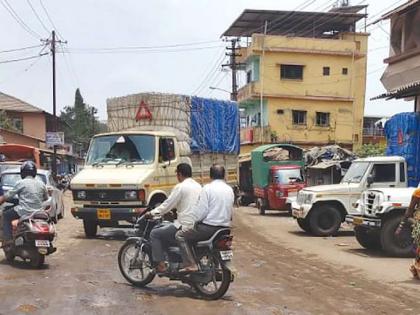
left=272, top=168, right=304, bottom=184
left=86, top=134, right=155, bottom=165
left=341, top=162, right=369, bottom=183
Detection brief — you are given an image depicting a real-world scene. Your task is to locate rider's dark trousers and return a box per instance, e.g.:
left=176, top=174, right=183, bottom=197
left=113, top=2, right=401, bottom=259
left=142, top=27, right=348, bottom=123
left=150, top=223, right=178, bottom=263
left=176, top=223, right=222, bottom=267
left=2, top=208, right=19, bottom=240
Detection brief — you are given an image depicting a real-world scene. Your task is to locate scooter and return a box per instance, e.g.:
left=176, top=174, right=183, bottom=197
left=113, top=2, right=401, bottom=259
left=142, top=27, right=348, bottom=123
left=0, top=201, right=57, bottom=268
left=118, top=213, right=234, bottom=300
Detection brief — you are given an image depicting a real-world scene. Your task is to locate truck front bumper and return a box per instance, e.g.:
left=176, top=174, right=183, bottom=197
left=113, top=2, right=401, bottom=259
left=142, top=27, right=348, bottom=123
left=345, top=215, right=381, bottom=229
left=291, top=202, right=311, bottom=219
left=71, top=206, right=146, bottom=223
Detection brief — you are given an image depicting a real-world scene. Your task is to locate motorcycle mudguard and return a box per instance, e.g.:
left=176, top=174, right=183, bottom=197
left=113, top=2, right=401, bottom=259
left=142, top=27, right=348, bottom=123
left=125, top=237, right=151, bottom=249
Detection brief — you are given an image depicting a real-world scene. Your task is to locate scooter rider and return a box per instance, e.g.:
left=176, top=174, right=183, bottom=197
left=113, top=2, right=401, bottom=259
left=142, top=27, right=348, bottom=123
left=0, top=161, right=49, bottom=247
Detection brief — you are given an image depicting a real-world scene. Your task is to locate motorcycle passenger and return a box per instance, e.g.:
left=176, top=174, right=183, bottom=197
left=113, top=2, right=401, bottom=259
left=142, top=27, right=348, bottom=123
left=176, top=164, right=234, bottom=272
left=149, top=163, right=202, bottom=273
left=0, top=161, right=48, bottom=246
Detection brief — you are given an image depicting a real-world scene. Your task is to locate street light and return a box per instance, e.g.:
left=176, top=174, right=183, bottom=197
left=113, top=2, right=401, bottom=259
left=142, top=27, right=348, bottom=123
left=209, top=86, right=231, bottom=94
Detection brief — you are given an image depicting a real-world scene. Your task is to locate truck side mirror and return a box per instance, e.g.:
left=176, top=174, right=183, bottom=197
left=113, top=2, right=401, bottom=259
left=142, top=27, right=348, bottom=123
left=367, top=175, right=374, bottom=187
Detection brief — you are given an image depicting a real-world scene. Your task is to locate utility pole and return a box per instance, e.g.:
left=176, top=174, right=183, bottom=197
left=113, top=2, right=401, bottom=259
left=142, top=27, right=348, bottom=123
left=222, top=38, right=244, bottom=101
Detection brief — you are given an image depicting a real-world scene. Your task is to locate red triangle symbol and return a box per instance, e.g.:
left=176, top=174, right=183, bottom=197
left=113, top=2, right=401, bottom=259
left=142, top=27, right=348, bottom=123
left=135, top=101, right=152, bottom=121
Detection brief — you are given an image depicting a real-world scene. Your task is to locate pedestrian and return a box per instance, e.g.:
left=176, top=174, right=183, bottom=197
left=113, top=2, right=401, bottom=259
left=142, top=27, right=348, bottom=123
left=396, top=187, right=420, bottom=279
left=176, top=164, right=234, bottom=272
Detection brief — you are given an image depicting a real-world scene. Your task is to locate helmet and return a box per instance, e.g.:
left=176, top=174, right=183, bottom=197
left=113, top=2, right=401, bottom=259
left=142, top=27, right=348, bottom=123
left=20, top=161, right=37, bottom=179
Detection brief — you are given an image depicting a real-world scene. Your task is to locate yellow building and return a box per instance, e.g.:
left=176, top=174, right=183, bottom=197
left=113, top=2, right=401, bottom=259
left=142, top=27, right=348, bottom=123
left=223, top=7, right=369, bottom=153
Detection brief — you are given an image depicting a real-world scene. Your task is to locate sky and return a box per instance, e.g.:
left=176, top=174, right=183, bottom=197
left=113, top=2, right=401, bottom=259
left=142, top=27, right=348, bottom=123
left=0, top=0, right=414, bottom=121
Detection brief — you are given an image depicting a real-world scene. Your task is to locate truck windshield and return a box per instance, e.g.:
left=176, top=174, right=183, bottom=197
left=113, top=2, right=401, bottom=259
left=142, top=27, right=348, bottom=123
left=341, top=162, right=369, bottom=183
left=86, top=135, right=155, bottom=165
left=272, top=168, right=304, bottom=184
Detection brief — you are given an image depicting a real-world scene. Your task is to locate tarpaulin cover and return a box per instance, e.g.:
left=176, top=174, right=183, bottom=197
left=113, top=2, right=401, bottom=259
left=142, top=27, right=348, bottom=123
left=385, top=112, right=420, bottom=187
left=190, top=97, right=239, bottom=154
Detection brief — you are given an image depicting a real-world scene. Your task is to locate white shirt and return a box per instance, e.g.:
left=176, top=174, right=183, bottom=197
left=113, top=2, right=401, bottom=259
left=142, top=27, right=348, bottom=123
left=151, top=177, right=202, bottom=228
left=190, top=179, right=234, bottom=227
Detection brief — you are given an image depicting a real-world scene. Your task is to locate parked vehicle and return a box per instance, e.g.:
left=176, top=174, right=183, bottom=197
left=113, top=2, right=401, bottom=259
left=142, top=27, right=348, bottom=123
left=346, top=187, right=416, bottom=257
left=0, top=203, right=56, bottom=268
left=118, top=213, right=234, bottom=300
left=292, top=156, right=408, bottom=236
left=1, top=169, right=65, bottom=221
left=71, top=94, right=239, bottom=237
left=0, top=144, right=42, bottom=168
left=238, top=144, right=305, bottom=214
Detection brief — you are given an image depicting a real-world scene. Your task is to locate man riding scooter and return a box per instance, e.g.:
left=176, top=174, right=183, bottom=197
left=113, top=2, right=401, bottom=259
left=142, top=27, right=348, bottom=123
left=0, top=161, right=49, bottom=247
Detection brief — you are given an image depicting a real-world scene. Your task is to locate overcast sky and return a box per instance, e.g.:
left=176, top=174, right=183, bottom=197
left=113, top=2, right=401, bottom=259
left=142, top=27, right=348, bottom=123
left=0, top=0, right=413, bottom=120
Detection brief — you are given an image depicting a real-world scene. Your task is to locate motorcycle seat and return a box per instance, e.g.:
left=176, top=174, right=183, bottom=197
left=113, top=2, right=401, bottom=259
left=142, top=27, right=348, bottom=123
left=196, top=228, right=230, bottom=248
left=19, top=211, right=49, bottom=223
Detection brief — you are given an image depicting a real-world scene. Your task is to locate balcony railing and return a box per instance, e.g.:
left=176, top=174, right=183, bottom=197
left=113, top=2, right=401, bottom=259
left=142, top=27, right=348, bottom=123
left=363, top=128, right=385, bottom=137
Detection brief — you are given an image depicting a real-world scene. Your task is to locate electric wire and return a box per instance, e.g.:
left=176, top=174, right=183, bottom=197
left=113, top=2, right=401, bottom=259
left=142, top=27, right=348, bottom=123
left=0, top=51, right=48, bottom=64
left=0, top=44, right=44, bottom=54
left=63, top=45, right=224, bottom=55
left=39, top=0, right=63, bottom=39
left=26, top=0, right=50, bottom=34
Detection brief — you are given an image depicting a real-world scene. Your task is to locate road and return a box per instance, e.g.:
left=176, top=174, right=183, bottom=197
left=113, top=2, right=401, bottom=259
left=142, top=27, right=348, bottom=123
left=1, top=196, right=420, bottom=315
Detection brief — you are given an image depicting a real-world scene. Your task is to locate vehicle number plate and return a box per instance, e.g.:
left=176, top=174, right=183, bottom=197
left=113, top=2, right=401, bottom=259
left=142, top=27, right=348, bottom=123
left=220, top=250, right=233, bottom=261
left=353, top=217, right=364, bottom=225
left=97, top=209, right=111, bottom=220
left=35, top=240, right=50, bottom=247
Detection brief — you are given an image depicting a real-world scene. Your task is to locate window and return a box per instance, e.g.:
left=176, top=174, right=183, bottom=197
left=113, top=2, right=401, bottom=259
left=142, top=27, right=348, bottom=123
left=371, top=164, right=396, bottom=183
left=400, top=162, right=406, bottom=182
left=246, top=71, right=252, bottom=83
left=316, top=112, right=330, bottom=127
left=11, top=117, right=23, bottom=133
left=292, top=110, right=307, bottom=125
left=280, top=65, right=303, bottom=80
left=323, top=67, right=330, bottom=76
left=342, top=67, right=348, bottom=75
left=159, top=138, right=176, bottom=162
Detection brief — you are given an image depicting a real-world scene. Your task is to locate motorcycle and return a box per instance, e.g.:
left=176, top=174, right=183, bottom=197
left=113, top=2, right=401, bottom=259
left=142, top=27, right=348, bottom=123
left=118, top=213, right=234, bottom=300
left=1, top=201, right=57, bottom=268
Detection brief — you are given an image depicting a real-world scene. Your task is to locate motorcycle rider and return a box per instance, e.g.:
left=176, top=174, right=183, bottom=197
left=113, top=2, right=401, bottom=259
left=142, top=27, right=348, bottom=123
left=0, top=161, right=49, bottom=247
left=176, top=164, right=234, bottom=272
left=148, top=163, right=201, bottom=273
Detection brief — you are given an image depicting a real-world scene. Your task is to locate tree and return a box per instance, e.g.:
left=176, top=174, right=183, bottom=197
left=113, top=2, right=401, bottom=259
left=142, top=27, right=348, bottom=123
left=60, top=89, right=106, bottom=156
left=0, top=110, right=18, bottom=132
left=356, top=143, right=386, bottom=158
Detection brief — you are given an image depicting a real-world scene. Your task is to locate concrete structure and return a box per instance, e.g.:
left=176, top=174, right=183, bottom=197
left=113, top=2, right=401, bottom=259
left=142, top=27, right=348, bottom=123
left=373, top=0, right=420, bottom=110
left=223, top=7, right=369, bottom=153
left=362, top=115, right=388, bottom=145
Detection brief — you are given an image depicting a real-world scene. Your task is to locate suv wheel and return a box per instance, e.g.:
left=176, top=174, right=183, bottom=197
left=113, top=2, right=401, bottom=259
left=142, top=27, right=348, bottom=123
left=381, top=215, right=414, bottom=257
left=309, top=204, right=342, bottom=236
left=83, top=220, right=98, bottom=238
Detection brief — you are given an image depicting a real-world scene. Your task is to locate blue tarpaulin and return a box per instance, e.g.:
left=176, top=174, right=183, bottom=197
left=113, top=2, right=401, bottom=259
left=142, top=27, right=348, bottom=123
left=190, top=97, right=239, bottom=154
left=385, top=112, right=420, bottom=187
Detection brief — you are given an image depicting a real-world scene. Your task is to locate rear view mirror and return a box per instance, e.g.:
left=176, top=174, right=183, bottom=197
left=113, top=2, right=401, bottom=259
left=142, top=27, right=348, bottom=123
left=367, top=175, right=374, bottom=187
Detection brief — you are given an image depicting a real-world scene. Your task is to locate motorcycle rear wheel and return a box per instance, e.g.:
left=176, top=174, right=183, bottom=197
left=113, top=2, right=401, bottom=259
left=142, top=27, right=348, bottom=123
left=29, top=250, right=45, bottom=268
left=118, top=239, right=155, bottom=287
left=193, top=253, right=231, bottom=300
left=3, top=249, right=15, bottom=262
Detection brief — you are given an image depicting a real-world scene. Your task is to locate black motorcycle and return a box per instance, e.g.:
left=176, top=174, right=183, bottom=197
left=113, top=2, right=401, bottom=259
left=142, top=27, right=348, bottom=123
left=118, top=214, right=234, bottom=300
left=2, top=202, right=57, bottom=268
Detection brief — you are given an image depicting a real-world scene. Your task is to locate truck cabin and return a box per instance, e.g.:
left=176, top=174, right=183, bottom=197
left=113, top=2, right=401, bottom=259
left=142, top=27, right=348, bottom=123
left=0, top=144, right=41, bottom=169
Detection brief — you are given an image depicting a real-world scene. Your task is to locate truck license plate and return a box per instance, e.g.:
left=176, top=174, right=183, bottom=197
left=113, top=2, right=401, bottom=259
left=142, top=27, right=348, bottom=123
left=353, top=217, right=363, bottom=225
left=220, top=250, right=233, bottom=261
left=97, top=209, right=111, bottom=220
left=35, top=240, right=50, bottom=247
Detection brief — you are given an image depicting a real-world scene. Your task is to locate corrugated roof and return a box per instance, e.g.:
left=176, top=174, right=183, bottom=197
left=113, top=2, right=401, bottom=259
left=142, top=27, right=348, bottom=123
left=373, top=0, right=419, bottom=23
left=0, top=92, right=45, bottom=113
left=222, top=8, right=367, bottom=37
left=371, top=80, right=420, bottom=100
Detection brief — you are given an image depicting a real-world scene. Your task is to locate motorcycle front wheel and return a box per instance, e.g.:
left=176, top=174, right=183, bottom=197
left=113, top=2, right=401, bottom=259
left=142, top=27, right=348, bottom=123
left=193, top=253, right=232, bottom=300
left=118, top=239, right=155, bottom=287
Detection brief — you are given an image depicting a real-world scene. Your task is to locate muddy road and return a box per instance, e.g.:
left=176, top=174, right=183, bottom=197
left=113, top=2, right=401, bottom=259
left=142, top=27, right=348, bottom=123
left=1, top=196, right=420, bottom=315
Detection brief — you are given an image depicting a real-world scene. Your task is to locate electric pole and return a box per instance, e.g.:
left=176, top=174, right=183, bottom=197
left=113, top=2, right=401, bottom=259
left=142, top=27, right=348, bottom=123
left=222, top=38, right=244, bottom=101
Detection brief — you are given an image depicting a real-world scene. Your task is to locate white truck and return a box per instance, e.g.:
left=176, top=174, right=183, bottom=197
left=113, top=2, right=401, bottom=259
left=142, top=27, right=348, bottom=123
left=346, top=187, right=416, bottom=257
left=70, top=93, right=239, bottom=237
left=292, top=156, right=408, bottom=236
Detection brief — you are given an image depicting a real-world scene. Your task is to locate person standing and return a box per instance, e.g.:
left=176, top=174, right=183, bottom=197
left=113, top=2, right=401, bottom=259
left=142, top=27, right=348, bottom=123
left=176, top=164, right=234, bottom=272
left=149, top=163, right=201, bottom=273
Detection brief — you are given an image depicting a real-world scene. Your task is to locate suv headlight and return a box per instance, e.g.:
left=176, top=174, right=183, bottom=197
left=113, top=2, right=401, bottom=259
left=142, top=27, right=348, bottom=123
left=77, top=191, right=87, bottom=199
left=304, top=194, right=313, bottom=204
left=125, top=190, right=138, bottom=200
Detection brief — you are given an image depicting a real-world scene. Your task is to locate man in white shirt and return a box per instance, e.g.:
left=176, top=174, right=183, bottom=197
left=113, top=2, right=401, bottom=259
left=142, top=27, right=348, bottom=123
left=176, top=164, right=234, bottom=272
left=149, top=163, right=201, bottom=273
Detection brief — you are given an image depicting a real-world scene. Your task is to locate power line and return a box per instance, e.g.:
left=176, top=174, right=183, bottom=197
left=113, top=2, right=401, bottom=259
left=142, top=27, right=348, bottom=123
left=0, top=0, right=42, bottom=39
left=26, top=0, right=50, bottom=34
left=63, top=45, right=224, bottom=55
left=0, top=52, right=48, bottom=65
left=0, top=44, right=43, bottom=54
left=39, top=0, right=63, bottom=39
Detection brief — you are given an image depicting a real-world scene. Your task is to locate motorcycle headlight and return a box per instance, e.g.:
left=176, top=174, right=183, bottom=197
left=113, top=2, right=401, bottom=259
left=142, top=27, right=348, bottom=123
left=275, top=191, right=284, bottom=198
left=125, top=190, right=138, bottom=200
left=77, top=191, right=87, bottom=199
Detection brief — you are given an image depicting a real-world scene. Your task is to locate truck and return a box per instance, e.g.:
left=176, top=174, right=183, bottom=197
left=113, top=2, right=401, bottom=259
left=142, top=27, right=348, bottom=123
left=292, top=156, right=408, bottom=236
left=70, top=93, right=239, bottom=237
left=238, top=144, right=305, bottom=215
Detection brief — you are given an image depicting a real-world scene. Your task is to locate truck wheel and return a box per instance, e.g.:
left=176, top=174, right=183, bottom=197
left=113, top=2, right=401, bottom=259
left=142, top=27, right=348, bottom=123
left=297, top=218, right=311, bottom=233
left=309, top=205, right=342, bottom=236
left=354, top=226, right=381, bottom=250
left=256, top=198, right=266, bottom=215
left=83, top=220, right=98, bottom=238
left=381, top=215, right=414, bottom=257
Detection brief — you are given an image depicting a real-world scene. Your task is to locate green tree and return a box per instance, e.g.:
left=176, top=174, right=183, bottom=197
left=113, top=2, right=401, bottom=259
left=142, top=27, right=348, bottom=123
left=60, top=89, right=106, bottom=155
left=0, top=110, right=18, bottom=132
left=356, top=143, right=386, bottom=158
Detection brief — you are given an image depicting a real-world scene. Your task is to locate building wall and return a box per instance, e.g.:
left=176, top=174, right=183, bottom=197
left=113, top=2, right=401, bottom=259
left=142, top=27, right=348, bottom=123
left=22, top=112, right=46, bottom=140
left=0, top=129, right=42, bottom=147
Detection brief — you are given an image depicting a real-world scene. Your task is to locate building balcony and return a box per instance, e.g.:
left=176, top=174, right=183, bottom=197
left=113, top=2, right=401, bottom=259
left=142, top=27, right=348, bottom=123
left=240, top=126, right=272, bottom=144
left=238, top=82, right=260, bottom=102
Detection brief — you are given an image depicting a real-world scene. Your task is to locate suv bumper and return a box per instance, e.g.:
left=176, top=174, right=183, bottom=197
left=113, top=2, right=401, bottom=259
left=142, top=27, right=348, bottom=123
left=345, top=215, right=381, bottom=229
left=291, top=202, right=311, bottom=219
left=71, top=206, right=146, bottom=222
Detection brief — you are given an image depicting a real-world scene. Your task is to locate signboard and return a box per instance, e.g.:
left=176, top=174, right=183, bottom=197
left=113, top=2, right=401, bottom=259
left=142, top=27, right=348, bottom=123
left=135, top=101, right=152, bottom=121
left=46, top=132, right=64, bottom=146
